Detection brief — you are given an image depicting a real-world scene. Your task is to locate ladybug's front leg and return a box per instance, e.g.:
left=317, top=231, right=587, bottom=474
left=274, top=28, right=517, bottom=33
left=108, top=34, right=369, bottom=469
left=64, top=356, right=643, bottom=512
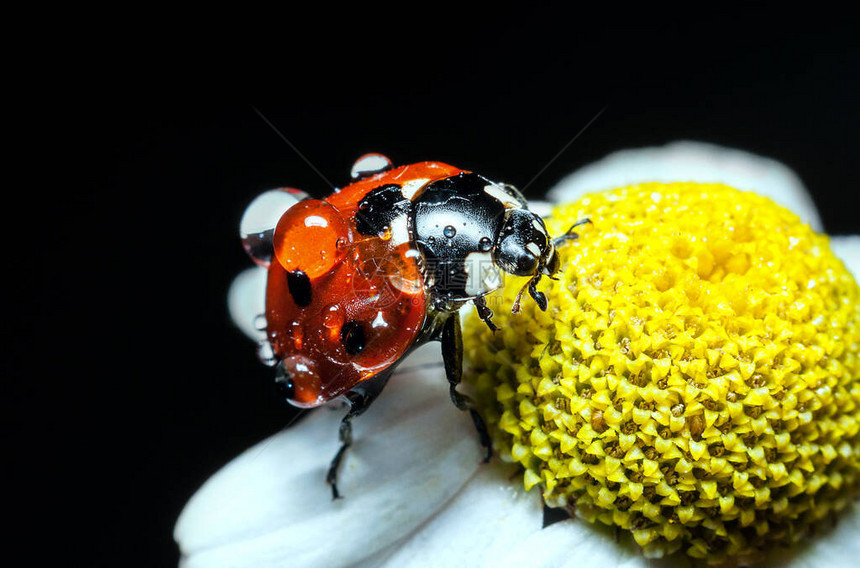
left=473, top=295, right=498, bottom=333
left=326, top=371, right=392, bottom=500
left=441, top=312, right=492, bottom=462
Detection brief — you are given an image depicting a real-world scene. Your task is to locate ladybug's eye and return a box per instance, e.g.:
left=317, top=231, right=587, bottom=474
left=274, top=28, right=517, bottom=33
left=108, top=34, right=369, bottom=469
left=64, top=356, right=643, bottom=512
left=496, top=237, right=540, bottom=276
left=544, top=247, right=560, bottom=275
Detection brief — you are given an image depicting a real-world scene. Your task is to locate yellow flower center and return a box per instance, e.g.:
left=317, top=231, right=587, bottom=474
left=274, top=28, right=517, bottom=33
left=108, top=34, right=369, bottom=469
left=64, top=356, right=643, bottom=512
left=463, top=183, right=860, bottom=562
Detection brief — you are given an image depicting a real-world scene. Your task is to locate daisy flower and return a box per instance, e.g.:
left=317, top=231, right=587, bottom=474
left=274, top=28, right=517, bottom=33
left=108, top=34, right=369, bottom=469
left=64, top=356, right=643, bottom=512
left=175, top=141, right=860, bottom=567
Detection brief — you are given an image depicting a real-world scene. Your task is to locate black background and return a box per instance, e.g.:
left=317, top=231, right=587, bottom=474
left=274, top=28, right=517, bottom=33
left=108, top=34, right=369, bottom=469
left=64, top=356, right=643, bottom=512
left=17, top=14, right=860, bottom=567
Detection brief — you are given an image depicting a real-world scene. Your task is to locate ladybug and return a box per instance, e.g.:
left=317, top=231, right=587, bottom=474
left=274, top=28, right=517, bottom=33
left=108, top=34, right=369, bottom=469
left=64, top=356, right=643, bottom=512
left=239, top=154, right=589, bottom=498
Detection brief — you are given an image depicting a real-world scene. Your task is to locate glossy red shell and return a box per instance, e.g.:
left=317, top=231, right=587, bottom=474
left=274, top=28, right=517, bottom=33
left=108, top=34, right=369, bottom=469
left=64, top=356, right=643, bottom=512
left=266, top=162, right=466, bottom=407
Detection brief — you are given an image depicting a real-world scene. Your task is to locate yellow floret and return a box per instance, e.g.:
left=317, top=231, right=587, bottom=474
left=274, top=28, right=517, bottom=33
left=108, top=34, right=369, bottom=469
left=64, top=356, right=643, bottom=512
left=462, top=183, right=860, bottom=563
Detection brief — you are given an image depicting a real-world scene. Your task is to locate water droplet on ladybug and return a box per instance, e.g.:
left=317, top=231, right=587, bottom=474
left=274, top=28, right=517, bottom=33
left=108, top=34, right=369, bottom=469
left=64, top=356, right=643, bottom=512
left=323, top=305, right=344, bottom=329
left=274, top=362, right=295, bottom=400
left=323, top=305, right=346, bottom=341
left=278, top=355, right=323, bottom=406
left=240, top=188, right=309, bottom=267
left=274, top=200, right=351, bottom=278
left=350, top=153, right=393, bottom=180
left=479, top=237, right=493, bottom=251
left=444, top=225, right=457, bottom=238
left=256, top=340, right=277, bottom=366
left=290, top=320, right=304, bottom=350
left=427, top=236, right=436, bottom=244
left=253, top=314, right=268, bottom=331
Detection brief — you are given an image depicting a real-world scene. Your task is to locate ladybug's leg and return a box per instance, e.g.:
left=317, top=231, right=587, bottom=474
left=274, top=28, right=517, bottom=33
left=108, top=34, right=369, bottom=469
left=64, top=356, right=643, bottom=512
left=473, top=296, right=498, bottom=332
left=527, top=277, right=548, bottom=311
left=441, top=313, right=492, bottom=462
left=326, top=371, right=392, bottom=500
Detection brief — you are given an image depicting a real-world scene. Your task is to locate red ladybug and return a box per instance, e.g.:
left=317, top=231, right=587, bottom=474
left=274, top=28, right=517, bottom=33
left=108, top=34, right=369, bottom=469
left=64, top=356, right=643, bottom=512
left=239, top=154, right=588, bottom=498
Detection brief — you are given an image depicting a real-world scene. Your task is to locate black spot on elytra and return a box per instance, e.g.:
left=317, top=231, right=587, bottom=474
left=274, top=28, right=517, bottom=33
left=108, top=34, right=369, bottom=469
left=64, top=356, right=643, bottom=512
left=286, top=269, right=311, bottom=306
left=340, top=320, right=366, bottom=355
left=355, top=184, right=411, bottom=236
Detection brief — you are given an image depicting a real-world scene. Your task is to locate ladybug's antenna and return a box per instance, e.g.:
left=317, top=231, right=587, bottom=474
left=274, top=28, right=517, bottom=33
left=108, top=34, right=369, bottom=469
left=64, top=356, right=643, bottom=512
left=251, top=105, right=336, bottom=191
left=553, top=218, right=593, bottom=247
left=520, top=105, right=608, bottom=193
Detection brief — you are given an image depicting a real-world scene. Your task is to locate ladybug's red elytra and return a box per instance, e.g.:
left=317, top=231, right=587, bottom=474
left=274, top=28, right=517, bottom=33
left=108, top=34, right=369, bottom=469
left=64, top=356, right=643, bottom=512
left=239, top=154, right=589, bottom=498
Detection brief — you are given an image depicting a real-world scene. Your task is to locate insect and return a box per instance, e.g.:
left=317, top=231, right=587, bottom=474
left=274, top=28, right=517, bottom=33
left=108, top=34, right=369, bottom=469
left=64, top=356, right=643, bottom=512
left=239, top=154, right=589, bottom=498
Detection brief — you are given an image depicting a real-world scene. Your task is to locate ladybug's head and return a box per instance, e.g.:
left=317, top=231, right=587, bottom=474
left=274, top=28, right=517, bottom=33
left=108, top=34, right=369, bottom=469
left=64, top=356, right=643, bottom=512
left=493, top=208, right=559, bottom=313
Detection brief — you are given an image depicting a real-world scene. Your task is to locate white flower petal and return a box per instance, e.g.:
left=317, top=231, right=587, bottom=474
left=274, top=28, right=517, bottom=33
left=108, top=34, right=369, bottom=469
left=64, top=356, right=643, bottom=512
left=527, top=200, right=554, bottom=218
left=175, top=344, right=484, bottom=568
left=378, top=462, right=544, bottom=568
left=227, top=266, right=268, bottom=341
left=204, top=153, right=857, bottom=568
left=493, top=513, right=690, bottom=568
left=348, top=544, right=401, bottom=568
left=547, top=141, right=823, bottom=232
left=830, top=235, right=860, bottom=280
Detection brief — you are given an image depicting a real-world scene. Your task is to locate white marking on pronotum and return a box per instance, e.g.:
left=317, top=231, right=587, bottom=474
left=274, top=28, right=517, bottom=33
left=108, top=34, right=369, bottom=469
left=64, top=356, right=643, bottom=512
left=464, top=251, right=502, bottom=296
left=482, top=183, right=521, bottom=209
left=532, top=218, right=547, bottom=236
left=526, top=242, right=541, bottom=257
left=400, top=178, right=429, bottom=199
left=389, top=214, right=411, bottom=246
left=502, top=183, right=527, bottom=206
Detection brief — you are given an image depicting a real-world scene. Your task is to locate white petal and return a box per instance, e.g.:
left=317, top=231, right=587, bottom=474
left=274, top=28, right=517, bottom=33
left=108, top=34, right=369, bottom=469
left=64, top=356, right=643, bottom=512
left=494, top=513, right=690, bottom=568
left=175, top=344, right=484, bottom=568
left=547, top=141, right=823, bottom=232
left=830, top=235, right=860, bottom=280
left=527, top=200, right=554, bottom=218
left=760, top=503, right=860, bottom=568
left=227, top=266, right=267, bottom=341
left=378, top=462, right=544, bottom=568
